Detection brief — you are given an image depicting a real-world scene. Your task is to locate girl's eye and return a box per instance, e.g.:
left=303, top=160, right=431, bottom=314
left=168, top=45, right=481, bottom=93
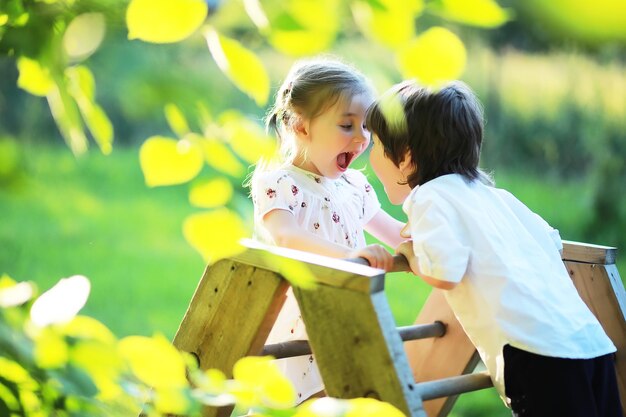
left=339, top=124, right=353, bottom=130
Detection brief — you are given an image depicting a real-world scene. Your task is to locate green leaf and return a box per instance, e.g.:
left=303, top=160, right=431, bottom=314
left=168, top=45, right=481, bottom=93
left=200, top=137, right=247, bottom=178
left=352, top=0, right=424, bottom=48
left=118, top=334, right=188, bottom=388
left=396, top=26, right=467, bottom=86
left=164, top=103, right=190, bottom=138
left=17, top=56, right=54, bottom=97
left=63, top=13, right=106, bottom=60
left=204, top=27, right=270, bottom=107
left=47, top=80, right=89, bottom=155
left=139, top=136, right=204, bottom=187
left=182, top=209, right=247, bottom=263
left=189, top=178, right=233, bottom=208
left=219, top=111, right=275, bottom=164
left=126, top=0, right=208, bottom=43
left=429, top=0, right=511, bottom=28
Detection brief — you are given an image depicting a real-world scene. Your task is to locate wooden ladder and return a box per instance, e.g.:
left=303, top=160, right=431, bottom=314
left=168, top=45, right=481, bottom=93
left=172, top=240, right=625, bottom=417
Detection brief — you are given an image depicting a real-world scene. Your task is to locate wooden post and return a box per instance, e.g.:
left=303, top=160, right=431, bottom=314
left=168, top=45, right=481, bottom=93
left=562, top=241, right=626, bottom=417
left=172, top=258, right=289, bottom=417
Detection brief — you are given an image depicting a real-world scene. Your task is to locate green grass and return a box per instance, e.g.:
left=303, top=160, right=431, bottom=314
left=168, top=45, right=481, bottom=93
left=2, top=144, right=623, bottom=417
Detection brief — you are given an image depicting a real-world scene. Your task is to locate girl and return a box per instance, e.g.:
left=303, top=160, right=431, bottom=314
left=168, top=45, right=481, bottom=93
left=249, top=57, right=406, bottom=402
left=366, top=79, right=622, bottom=417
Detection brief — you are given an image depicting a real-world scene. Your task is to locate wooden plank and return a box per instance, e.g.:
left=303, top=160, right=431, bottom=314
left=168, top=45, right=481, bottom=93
left=173, top=259, right=289, bottom=417
left=293, top=282, right=426, bottom=417
left=562, top=240, right=617, bottom=265
left=404, top=289, right=483, bottom=417
left=565, top=261, right=626, bottom=417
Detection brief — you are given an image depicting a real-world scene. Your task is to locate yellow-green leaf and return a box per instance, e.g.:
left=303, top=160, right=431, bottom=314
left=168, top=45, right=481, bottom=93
left=266, top=0, right=340, bottom=56
left=127, top=0, right=208, bottom=43
left=182, top=209, right=247, bottom=263
left=233, top=356, right=296, bottom=409
left=139, top=136, right=204, bottom=187
left=430, top=0, right=511, bottom=28
left=219, top=111, right=276, bottom=164
left=201, top=137, right=246, bottom=178
left=345, top=397, right=406, bottom=417
left=71, top=340, right=124, bottom=399
left=204, top=27, right=270, bottom=106
left=165, top=103, right=190, bottom=138
left=0, top=15, right=9, bottom=27
left=118, top=334, right=188, bottom=388
left=66, top=66, right=95, bottom=101
left=63, top=13, right=106, bottom=60
left=17, top=57, right=54, bottom=97
left=396, top=27, right=467, bottom=86
left=154, top=386, right=190, bottom=414
left=189, top=178, right=233, bottom=208
left=34, top=328, right=69, bottom=369
left=47, top=81, right=89, bottom=155
left=352, top=0, right=424, bottom=48
left=60, top=315, right=117, bottom=345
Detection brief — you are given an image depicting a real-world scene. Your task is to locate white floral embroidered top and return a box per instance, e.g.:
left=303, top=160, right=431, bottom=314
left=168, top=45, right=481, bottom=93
left=250, top=164, right=381, bottom=402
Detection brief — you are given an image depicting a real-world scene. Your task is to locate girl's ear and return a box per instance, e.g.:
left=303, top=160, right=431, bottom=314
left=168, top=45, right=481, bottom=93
left=293, top=115, right=310, bottom=138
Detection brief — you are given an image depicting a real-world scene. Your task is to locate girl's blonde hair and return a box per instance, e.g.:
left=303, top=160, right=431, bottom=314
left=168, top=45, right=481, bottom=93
left=265, top=56, right=374, bottom=166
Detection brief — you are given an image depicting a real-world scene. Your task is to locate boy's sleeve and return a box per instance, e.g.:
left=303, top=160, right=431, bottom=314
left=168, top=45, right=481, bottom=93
left=406, top=195, right=470, bottom=284
left=252, top=171, right=300, bottom=219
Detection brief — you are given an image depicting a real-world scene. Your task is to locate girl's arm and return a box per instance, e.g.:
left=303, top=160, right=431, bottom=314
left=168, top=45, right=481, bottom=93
left=263, top=209, right=394, bottom=270
left=364, top=209, right=406, bottom=248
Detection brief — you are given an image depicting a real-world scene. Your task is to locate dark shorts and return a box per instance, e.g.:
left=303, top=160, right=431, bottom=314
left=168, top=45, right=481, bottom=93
left=503, top=344, right=622, bottom=417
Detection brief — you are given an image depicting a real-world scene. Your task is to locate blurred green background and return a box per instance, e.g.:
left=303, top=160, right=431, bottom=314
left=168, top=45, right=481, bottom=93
left=1, top=0, right=625, bottom=416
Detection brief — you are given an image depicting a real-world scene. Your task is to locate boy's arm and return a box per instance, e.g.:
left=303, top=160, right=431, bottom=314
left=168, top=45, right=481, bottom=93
left=364, top=209, right=406, bottom=248
left=395, top=241, right=458, bottom=290
left=263, top=209, right=394, bottom=270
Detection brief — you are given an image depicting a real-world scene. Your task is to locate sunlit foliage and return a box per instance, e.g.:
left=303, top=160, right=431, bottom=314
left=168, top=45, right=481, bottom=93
left=0, top=276, right=408, bottom=417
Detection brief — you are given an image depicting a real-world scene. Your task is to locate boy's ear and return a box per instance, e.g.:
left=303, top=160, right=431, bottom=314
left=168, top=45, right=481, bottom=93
left=398, top=150, right=413, bottom=173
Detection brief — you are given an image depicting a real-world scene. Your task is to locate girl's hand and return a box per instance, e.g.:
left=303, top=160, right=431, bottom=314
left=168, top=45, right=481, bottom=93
left=349, top=244, right=394, bottom=271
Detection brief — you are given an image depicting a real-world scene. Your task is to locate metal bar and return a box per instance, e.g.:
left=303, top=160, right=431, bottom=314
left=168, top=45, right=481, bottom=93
left=417, top=371, right=493, bottom=401
left=261, top=322, right=446, bottom=359
left=345, top=254, right=411, bottom=273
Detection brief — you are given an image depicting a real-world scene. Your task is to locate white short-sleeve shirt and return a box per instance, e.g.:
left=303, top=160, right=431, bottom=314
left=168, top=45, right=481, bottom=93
left=251, top=164, right=381, bottom=401
left=402, top=173, right=616, bottom=401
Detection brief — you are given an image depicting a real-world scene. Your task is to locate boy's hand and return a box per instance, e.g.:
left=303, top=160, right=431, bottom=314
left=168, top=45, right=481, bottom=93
left=349, top=244, right=394, bottom=271
left=395, top=240, right=420, bottom=275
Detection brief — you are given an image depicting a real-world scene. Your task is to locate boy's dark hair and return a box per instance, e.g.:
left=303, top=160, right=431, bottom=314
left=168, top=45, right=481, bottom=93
left=366, top=80, right=485, bottom=188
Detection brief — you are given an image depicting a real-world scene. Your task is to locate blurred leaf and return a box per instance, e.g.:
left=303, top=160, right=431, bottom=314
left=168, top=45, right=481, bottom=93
left=66, top=66, right=114, bottom=155
left=47, top=81, right=89, bottom=155
left=118, top=334, right=188, bottom=388
left=233, top=356, right=296, bottom=409
left=200, top=137, right=247, bottom=178
left=345, top=397, right=406, bottom=417
left=523, top=0, right=626, bottom=43
left=266, top=0, right=340, bottom=56
left=139, top=136, right=204, bottom=187
left=154, top=386, right=191, bottom=415
left=396, top=27, right=466, bottom=86
left=33, top=328, right=69, bottom=368
left=126, top=0, right=208, bottom=43
left=71, top=340, right=124, bottom=400
left=189, top=178, right=233, bottom=208
left=63, top=13, right=106, bottom=61
left=17, top=56, right=54, bottom=96
left=204, top=27, right=270, bottom=106
left=429, top=0, right=511, bottom=28
left=50, top=365, right=99, bottom=398
left=0, top=15, right=8, bottom=26
left=352, top=0, right=424, bottom=48
left=219, top=111, right=276, bottom=164
left=60, top=315, right=117, bottom=345
left=164, top=103, right=190, bottom=138
left=182, top=209, right=247, bottom=263
left=0, top=281, right=34, bottom=308
left=0, top=357, right=37, bottom=388
left=30, top=275, right=91, bottom=327
left=294, top=397, right=347, bottom=417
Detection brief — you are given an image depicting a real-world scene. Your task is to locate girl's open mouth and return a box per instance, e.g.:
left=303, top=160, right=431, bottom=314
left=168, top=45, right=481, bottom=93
left=337, top=152, right=355, bottom=171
